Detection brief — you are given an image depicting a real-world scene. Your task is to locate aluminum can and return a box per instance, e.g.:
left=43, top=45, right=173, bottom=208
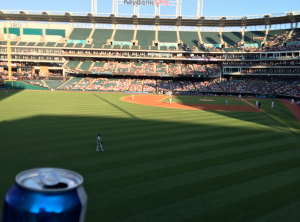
left=2, top=168, right=87, bottom=222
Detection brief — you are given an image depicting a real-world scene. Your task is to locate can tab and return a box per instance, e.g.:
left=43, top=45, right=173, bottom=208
left=38, top=169, right=60, bottom=186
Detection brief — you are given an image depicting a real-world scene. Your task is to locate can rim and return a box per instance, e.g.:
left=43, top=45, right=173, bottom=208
left=15, top=168, right=84, bottom=192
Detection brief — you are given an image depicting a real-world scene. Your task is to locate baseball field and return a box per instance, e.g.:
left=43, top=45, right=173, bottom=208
left=1, top=90, right=300, bottom=222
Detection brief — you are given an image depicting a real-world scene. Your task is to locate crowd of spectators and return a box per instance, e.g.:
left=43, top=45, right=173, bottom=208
left=143, top=79, right=156, bottom=92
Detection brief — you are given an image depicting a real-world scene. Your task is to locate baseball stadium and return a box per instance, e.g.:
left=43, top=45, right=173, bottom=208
left=1, top=0, right=300, bottom=221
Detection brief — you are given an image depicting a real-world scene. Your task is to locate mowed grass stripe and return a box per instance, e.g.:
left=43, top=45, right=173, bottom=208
left=84, top=139, right=299, bottom=192
left=86, top=156, right=300, bottom=222
left=95, top=155, right=300, bottom=207
left=117, top=167, right=300, bottom=222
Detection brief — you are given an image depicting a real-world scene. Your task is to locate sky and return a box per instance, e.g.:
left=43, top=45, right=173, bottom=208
left=0, top=0, right=299, bottom=17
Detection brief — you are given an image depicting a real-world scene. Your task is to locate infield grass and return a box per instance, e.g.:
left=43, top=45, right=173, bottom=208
left=0, top=91, right=300, bottom=222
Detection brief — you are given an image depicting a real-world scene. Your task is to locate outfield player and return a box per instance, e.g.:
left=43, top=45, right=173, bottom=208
left=256, top=100, right=258, bottom=107
left=271, top=102, right=274, bottom=108
left=292, top=99, right=294, bottom=104
left=96, top=134, right=104, bottom=152
left=5, top=89, right=8, bottom=95
left=169, top=97, right=172, bottom=104
left=225, top=99, right=228, bottom=106
left=132, top=94, right=134, bottom=100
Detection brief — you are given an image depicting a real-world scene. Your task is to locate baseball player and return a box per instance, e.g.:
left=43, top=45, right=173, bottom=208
left=292, top=99, right=294, bottom=104
left=256, top=100, right=258, bottom=107
left=5, top=89, right=8, bottom=95
left=169, top=97, right=172, bottom=104
left=225, top=99, right=228, bottom=106
left=96, top=134, right=104, bottom=152
left=271, top=102, right=274, bottom=108
left=132, top=94, right=134, bottom=100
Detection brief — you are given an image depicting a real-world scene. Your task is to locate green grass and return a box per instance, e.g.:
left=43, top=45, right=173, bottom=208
left=163, top=95, right=249, bottom=106
left=0, top=91, right=300, bottom=222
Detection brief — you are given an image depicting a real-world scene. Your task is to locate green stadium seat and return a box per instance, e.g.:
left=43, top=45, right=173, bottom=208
left=114, top=30, right=134, bottom=42
left=158, top=31, right=177, bottom=42
left=56, top=43, right=65, bottom=47
left=66, top=60, right=80, bottom=69
left=26, top=42, right=36, bottom=46
left=46, top=29, right=66, bottom=38
left=84, top=44, right=93, bottom=48
left=103, top=45, right=112, bottom=49
left=91, top=29, right=113, bottom=48
left=3, top=28, right=21, bottom=36
left=45, top=42, right=56, bottom=47
left=136, top=30, right=155, bottom=50
left=69, top=28, right=92, bottom=40
left=18, top=42, right=27, bottom=46
left=222, top=32, right=242, bottom=46
left=201, top=32, right=221, bottom=44
left=36, top=42, right=46, bottom=46
left=79, top=62, right=93, bottom=71
left=244, top=31, right=265, bottom=43
left=74, top=43, right=83, bottom=48
left=179, top=31, right=199, bottom=50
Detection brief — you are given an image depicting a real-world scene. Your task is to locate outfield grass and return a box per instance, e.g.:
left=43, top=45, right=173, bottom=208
left=1, top=91, right=300, bottom=222
left=162, top=95, right=249, bottom=105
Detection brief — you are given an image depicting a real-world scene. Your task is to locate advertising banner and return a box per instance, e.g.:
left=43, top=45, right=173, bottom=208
left=287, top=41, right=300, bottom=46
left=244, top=43, right=261, bottom=48
left=204, top=43, right=221, bottom=48
left=123, top=91, right=149, bottom=94
left=92, top=72, right=112, bottom=74
left=113, top=41, right=132, bottom=46
left=67, top=39, right=86, bottom=44
left=158, top=42, right=178, bottom=47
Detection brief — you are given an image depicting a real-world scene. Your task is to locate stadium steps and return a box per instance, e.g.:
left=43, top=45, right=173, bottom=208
left=216, top=82, right=225, bottom=91
left=155, top=29, right=158, bottom=41
left=85, top=79, right=96, bottom=89
left=113, top=79, right=120, bottom=90
left=99, top=79, right=108, bottom=90
left=244, top=80, right=251, bottom=92
left=89, top=28, right=95, bottom=39
left=258, top=82, right=267, bottom=93
left=73, top=78, right=84, bottom=89
left=57, top=77, right=73, bottom=89
left=111, top=29, right=116, bottom=40
left=241, top=30, right=245, bottom=44
left=66, top=28, right=74, bottom=38
left=88, top=62, right=95, bottom=71
left=198, top=30, right=203, bottom=44
left=263, top=30, right=269, bottom=44
left=177, top=30, right=180, bottom=42
left=219, top=31, right=224, bottom=44
left=133, top=29, right=137, bottom=40
left=76, top=62, right=83, bottom=70
left=41, top=80, right=49, bottom=88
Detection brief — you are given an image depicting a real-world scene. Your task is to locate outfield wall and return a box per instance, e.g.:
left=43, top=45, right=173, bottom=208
left=5, top=81, right=49, bottom=90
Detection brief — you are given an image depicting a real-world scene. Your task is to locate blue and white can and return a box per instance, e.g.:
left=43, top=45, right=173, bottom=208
left=2, top=168, right=88, bottom=222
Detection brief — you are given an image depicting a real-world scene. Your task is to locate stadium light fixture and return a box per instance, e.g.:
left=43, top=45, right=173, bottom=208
left=88, top=13, right=95, bottom=23
left=197, top=16, right=205, bottom=27
left=20, top=11, right=33, bottom=21
left=176, top=16, right=182, bottom=26
left=132, top=15, right=138, bottom=25
left=155, top=15, right=160, bottom=26
left=65, top=12, right=74, bottom=23
left=110, top=14, right=117, bottom=24
left=42, top=12, right=53, bottom=22
left=219, top=17, right=226, bottom=27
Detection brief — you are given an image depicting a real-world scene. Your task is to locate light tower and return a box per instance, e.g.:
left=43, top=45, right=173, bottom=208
left=197, top=0, right=204, bottom=17
left=91, top=0, right=97, bottom=15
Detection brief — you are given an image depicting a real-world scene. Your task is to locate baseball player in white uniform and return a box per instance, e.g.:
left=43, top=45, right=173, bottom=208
left=225, top=99, right=228, bottom=106
left=292, top=99, right=294, bottom=104
left=132, top=94, right=134, bottom=100
left=169, top=97, right=172, bottom=104
left=256, top=100, right=258, bottom=107
left=5, top=89, right=8, bottom=95
left=96, top=134, right=104, bottom=152
left=271, top=102, right=274, bottom=108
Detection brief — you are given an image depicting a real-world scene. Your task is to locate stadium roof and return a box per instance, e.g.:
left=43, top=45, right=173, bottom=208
left=0, top=10, right=299, bottom=27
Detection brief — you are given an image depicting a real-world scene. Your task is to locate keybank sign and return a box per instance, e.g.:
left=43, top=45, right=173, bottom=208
left=124, top=0, right=170, bottom=6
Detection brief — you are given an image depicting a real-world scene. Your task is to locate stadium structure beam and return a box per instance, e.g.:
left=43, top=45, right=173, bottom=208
left=42, top=12, right=54, bottom=22
left=264, top=14, right=271, bottom=30
left=155, top=15, right=160, bottom=26
left=197, top=16, right=205, bottom=27
left=20, top=11, right=33, bottom=22
left=110, top=14, right=117, bottom=24
left=88, top=13, right=95, bottom=23
left=0, top=11, right=10, bottom=20
left=133, top=15, right=138, bottom=25
left=197, top=0, right=203, bottom=17
left=65, top=12, right=74, bottom=23
left=241, top=16, right=247, bottom=29
left=287, top=12, right=296, bottom=27
left=176, top=16, right=182, bottom=26
left=219, top=17, right=226, bottom=27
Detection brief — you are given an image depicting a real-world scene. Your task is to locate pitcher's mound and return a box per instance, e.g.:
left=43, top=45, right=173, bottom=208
left=200, top=99, right=215, bottom=101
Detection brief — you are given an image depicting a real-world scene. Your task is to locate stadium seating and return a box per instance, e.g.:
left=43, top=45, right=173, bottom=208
left=116, top=62, right=130, bottom=73
left=156, top=63, right=168, bottom=75
left=136, top=30, right=155, bottom=50
left=244, top=31, right=265, bottom=43
left=201, top=32, right=221, bottom=44
left=181, top=64, right=195, bottom=75
left=194, top=81, right=209, bottom=91
left=157, top=80, right=169, bottom=91
left=45, top=80, right=64, bottom=89
left=26, top=42, right=36, bottom=46
left=56, top=43, right=65, bottom=47
left=291, top=28, right=300, bottom=41
left=143, top=79, right=156, bottom=92
left=158, top=31, right=177, bottom=42
left=91, top=61, right=106, bottom=72
left=130, top=62, right=144, bottom=73
left=69, top=28, right=92, bottom=40
left=179, top=31, right=199, bottom=51
left=23, top=28, right=43, bottom=36
left=46, top=29, right=66, bottom=38
left=114, top=29, right=134, bottom=42
left=86, top=78, right=107, bottom=91
left=181, top=81, right=196, bottom=91
left=58, top=77, right=82, bottom=90
left=169, top=80, right=182, bottom=91
left=103, top=62, right=116, bottom=73
left=247, top=80, right=266, bottom=93
left=66, top=60, right=80, bottom=69
left=92, top=29, right=113, bottom=49
left=72, top=78, right=94, bottom=90
left=102, top=79, right=118, bottom=91
left=143, top=62, right=156, bottom=73
left=128, top=79, right=143, bottom=91
left=36, top=42, right=45, bottom=46
left=168, top=63, right=181, bottom=75
left=222, top=32, right=242, bottom=46
left=78, top=62, right=93, bottom=72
